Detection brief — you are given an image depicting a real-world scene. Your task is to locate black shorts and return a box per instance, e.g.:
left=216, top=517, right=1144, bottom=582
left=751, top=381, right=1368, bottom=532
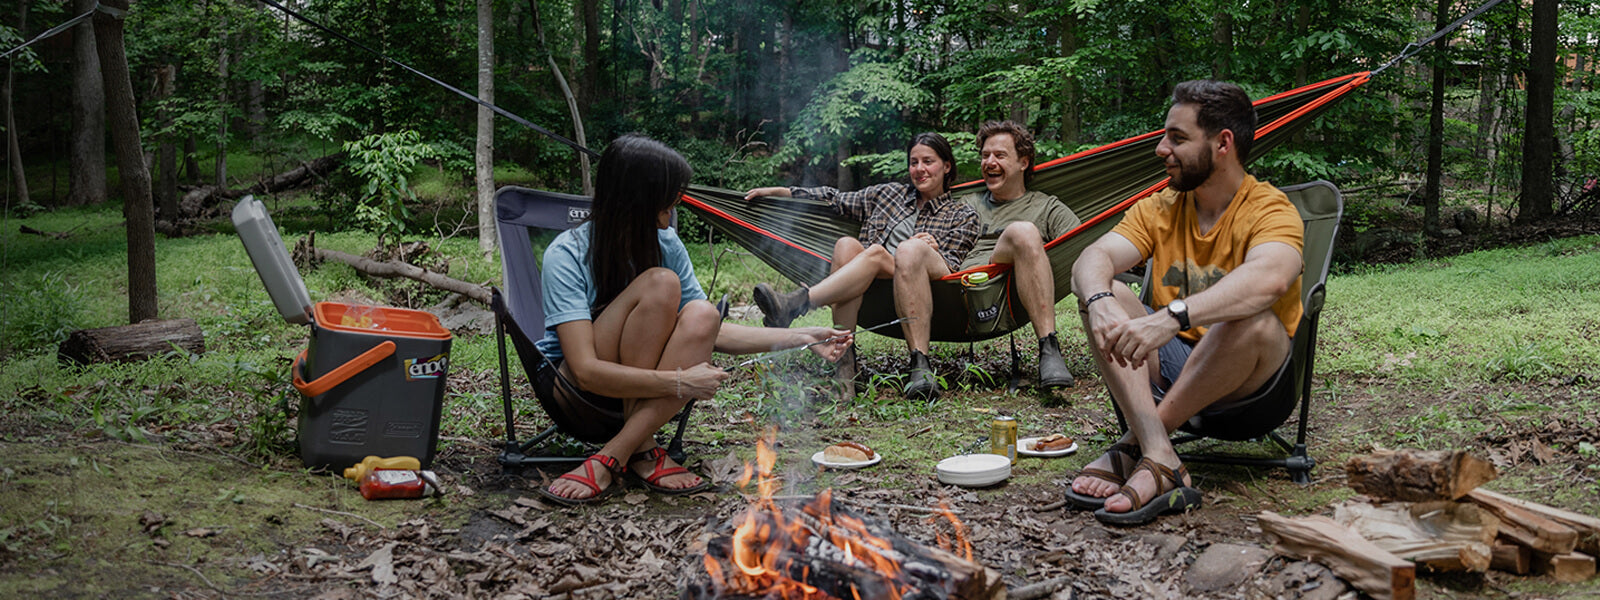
left=534, top=358, right=625, bottom=444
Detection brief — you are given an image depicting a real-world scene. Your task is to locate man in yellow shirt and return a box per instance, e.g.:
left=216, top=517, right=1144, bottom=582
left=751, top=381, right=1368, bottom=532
left=1066, top=80, right=1305, bottom=525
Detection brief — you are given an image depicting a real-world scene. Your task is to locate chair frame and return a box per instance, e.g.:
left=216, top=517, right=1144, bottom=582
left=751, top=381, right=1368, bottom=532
left=490, top=186, right=696, bottom=469
left=1112, top=180, right=1342, bottom=484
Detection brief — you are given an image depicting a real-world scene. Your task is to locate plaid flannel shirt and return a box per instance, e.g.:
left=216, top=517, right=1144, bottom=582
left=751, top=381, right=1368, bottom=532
left=792, top=182, right=981, bottom=271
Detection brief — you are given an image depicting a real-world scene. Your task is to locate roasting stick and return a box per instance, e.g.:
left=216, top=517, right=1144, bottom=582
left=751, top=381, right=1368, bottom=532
left=731, top=317, right=913, bottom=369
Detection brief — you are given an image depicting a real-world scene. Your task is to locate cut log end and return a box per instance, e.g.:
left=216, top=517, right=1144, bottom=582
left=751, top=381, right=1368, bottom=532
left=1344, top=449, right=1498, bottom=502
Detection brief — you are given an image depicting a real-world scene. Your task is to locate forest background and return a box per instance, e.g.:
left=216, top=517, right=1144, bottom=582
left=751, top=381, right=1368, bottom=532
left=3, top=0, right=1596, bottom=282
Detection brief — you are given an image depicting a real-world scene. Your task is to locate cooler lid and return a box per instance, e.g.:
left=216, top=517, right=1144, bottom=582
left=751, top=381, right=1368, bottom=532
left=232, top=196, right=314, bottom=325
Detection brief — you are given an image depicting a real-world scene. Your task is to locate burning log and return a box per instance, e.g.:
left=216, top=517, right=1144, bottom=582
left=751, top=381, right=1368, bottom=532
left=686, top=492, right=1001, bottom=600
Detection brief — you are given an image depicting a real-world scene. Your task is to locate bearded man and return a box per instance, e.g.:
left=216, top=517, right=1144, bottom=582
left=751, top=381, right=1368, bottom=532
left=1065, top=80, right=1305, bottom=526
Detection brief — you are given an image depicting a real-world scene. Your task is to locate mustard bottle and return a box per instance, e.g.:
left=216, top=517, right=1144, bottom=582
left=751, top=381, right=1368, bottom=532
left=343, top=456, right=421, bottom=481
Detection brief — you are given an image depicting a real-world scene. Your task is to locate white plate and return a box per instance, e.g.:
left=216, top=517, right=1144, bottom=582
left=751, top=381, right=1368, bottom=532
left=1017, top=437, right=1079, bottom=458
left=811, top=450, right=882, bottom=470
left=936, top=454, right=1010, bottom=487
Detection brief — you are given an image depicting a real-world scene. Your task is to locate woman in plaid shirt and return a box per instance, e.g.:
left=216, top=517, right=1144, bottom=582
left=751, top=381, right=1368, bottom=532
left=744, top=133, right=981, bottom=397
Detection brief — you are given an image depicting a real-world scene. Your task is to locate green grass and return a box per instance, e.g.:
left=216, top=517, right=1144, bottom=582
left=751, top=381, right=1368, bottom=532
left=1319, top=235, right=1600, bottom=380
left=4, top=190, right=1600, bottom=467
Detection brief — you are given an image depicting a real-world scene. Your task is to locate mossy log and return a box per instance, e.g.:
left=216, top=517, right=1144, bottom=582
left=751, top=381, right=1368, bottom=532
left=58, top=319, right=205, bottom=365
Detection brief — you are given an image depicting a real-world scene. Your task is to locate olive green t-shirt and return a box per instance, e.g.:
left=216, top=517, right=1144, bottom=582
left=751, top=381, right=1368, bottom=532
left=959, top=189, right=1082, bottom=269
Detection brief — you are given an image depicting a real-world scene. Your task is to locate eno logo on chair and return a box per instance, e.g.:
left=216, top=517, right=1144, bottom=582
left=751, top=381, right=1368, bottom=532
left=405, top=353, right=451, bottom=380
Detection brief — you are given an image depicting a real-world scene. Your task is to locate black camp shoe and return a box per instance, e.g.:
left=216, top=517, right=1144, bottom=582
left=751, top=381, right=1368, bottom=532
left=903, top=350, right=940, bottom=401
left=1038, top=333, right=1075, bottom=389
left=753, top=283, right=811, bottom=328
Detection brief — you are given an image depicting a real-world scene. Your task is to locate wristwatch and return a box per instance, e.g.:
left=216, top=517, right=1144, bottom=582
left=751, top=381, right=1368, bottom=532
left=1166, top=299, right=1191, bottom=331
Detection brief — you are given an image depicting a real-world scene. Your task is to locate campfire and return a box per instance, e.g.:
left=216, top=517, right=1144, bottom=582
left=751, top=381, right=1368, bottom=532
left=685, top=432, right=1003, bottom=600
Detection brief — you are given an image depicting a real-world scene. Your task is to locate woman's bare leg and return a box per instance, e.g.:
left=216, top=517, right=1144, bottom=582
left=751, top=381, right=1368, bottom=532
left=811, top=237, right=894, bottom=330
left=547, top=268, right=719, bottom=498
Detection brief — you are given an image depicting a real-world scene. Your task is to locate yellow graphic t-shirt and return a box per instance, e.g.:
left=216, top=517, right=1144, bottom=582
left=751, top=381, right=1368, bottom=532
left=1111, top=175, right=1304, bottom=342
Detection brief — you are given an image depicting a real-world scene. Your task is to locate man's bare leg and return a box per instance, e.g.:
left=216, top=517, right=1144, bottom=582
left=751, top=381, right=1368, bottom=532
left=989, top=222, right=1056, bottom=338
left=990, top=222, right=1073, bottom=387
left=1100, top=309, right=1290, bottom=514
left=1070, top=281, right=1162, bottom=500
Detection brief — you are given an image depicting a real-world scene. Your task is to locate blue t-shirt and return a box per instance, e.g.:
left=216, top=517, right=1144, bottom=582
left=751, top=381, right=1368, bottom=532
left=535, top=222, right=708, bottom=360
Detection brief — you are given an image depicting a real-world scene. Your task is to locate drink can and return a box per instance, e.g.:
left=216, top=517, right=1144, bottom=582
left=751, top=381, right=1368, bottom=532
left=990, top=416, right=1017, bottom=464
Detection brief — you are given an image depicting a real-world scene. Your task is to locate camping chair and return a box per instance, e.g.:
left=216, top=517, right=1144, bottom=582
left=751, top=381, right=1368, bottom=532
left=1112, top=180, right=1343, bottom=484
left=490, top=186, right=699, bottom=468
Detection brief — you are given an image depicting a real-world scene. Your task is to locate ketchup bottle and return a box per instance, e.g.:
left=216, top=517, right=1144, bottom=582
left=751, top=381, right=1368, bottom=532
left=359, top=469, right=427, bottom=500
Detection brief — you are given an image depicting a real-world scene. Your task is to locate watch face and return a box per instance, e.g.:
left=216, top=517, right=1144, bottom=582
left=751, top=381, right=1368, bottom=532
left=1169, top=299, right=1187, bottom=314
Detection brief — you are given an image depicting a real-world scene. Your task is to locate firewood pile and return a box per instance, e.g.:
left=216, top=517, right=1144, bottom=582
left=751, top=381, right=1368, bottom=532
left=1258, top=448, right=1599, bottom=600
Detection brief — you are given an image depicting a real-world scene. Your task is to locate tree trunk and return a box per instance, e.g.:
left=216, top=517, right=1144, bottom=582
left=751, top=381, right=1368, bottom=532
left=835, top=137, right=853, bottom=191
left=3, top=60, right=28, bottom=209
left=1211, top=9, right=1233, bottom=80
left=243, top=2, right=266, bottom=138
left=529, top=0, right=591, bottom=194
left=580, top=0, right=601, bottom=107
left=777, top=4, right=793, bottom=131
left=215, top=22, right=230, bottom=189
left=1517, top=0, right=1557, bottom=223
left=1423, top=0, right=1449, bottom=235
left=3, top=0, right=29, bottom=208
left=183, top=134, right=201, bottom=184
left=476, top=0, right=496, bottom=256
left=1291, top=3, right=1310, bottom=147
left=69, top=0, right=106, bottom=206
left=1057, top=11, right=1080, bottom=146
left=1475, top=23, right=1500, bottom=173
left=155, top=64, right=178, bottom=221
left=95, top=0, right=159, bottom=323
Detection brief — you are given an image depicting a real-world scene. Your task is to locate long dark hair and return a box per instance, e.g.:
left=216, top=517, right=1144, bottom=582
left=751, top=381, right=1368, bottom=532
left=907, top=132, right=959, bottom=191
left=587, top=135, right=693, bottom=312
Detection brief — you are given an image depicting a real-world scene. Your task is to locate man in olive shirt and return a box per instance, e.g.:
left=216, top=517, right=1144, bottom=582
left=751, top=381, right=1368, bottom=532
left=894, top=120, right=1081, bottom=399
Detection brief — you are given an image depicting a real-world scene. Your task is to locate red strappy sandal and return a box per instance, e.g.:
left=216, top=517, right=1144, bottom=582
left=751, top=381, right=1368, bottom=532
left=627, top=447, right=711, bottom=495
left=538, top=453, right=623, bottom=506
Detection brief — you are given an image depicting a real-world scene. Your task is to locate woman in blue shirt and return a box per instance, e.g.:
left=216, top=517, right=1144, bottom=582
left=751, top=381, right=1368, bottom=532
left=539, top=135, right=848, bottom=504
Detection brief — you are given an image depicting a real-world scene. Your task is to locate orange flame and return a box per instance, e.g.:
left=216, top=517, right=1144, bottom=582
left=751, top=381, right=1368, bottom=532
left=708, top=428, right=975, bottom=600
left=926, top=498, right=973, bottom=562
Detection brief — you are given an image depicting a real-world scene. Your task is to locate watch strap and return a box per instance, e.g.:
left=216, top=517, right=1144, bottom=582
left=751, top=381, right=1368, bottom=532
left=1167, top=303, right=1191, bottom=331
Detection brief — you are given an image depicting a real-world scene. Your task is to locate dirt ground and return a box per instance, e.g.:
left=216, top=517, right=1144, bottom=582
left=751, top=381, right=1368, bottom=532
left=1, top=356, right=1596, bottom=600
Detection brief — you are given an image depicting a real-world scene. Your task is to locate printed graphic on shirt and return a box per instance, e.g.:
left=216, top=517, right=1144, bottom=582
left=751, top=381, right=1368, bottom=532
left=1160, top=258, right=1227, bottom=297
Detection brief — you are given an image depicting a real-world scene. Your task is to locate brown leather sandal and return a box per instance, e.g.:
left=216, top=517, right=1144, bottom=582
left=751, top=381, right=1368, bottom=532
left=1063, top=442, right=1140, bottom=510
left=1093, top=457, right=1203, bottom=526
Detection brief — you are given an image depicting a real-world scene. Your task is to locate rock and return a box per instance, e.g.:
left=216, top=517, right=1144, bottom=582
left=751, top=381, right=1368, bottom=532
left=1185, top=542, right=1273, bottom=593
left=1137, top=532, right=1188, bottom=562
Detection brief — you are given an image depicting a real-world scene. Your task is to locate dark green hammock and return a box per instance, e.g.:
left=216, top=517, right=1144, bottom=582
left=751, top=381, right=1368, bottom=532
left=681, top=72, right=1371, bottom=342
